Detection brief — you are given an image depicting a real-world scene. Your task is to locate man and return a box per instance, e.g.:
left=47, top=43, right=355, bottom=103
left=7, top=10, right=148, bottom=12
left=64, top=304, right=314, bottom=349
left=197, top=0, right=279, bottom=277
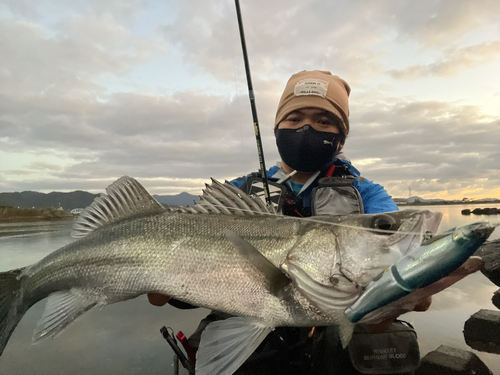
left=231, top=70, right=398, bottom=215
left=149, top=70, right=430, bottom=374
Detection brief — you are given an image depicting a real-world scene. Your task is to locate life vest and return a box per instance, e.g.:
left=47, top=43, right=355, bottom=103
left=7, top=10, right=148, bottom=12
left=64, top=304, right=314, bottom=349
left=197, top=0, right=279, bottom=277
left=312, top=175, right=364, bottom=216
left=239, top=166, right=365, bottom=217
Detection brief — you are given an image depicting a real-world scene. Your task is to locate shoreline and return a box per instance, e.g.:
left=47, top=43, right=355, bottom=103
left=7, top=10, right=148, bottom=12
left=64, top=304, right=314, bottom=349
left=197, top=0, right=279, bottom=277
left=0, top=216, right=75, bottom=224
left=397, top=201, right=500, bottom=206
left=0, top=205, right=75, bottom=223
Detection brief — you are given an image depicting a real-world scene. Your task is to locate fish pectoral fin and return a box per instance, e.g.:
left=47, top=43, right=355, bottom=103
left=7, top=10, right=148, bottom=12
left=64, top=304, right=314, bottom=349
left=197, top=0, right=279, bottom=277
left=196, top=317, right=273, bottom=375
left=287, top=263, right=359, bottom=313
left=338, top=317, right=356, bottom=349
left=71, top=176, right=165, bottom=239
left=33, top=289, right=98, bottom=343
left=287, top=263, right=356, bottom=347
left=224, top=229, right=290, bottom=294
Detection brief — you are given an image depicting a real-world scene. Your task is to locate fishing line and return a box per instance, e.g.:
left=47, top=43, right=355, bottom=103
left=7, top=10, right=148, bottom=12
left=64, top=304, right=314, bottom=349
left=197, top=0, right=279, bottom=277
left=292, top=215, right=499, bottom=235
left=185, top=203, right=436, bottom=236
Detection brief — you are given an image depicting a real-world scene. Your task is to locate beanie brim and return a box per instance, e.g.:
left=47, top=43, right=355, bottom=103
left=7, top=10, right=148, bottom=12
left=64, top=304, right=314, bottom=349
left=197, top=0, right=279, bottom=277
left=274, top=71, right=350, bottom=137
left=274, top=96, right=348, bottom=137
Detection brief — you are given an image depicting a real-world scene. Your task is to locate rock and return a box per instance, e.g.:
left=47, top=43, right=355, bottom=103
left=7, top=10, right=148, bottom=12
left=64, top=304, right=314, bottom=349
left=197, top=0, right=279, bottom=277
left=474, top=239, right=500, bottom=286
left=492, top=289, right=500, bottom=310
left=470, top=207, right=499, bottom=215
left=461, top=209, right=471, bottom=215
left=415, top=345, right=492, bottom=375
left=464, top=309, right=500, bottom=354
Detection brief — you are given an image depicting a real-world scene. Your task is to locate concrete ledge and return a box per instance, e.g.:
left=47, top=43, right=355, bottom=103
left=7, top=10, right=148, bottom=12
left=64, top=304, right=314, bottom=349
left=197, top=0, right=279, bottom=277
left=492, top=289, right=500, bottom=310
left=415, top=345, right=492, bottom=375
left=464, top=309, right=500, bottom=354
left=474, top=240, right=500, bottom=287
left=462, top=208, right=500, bottom=215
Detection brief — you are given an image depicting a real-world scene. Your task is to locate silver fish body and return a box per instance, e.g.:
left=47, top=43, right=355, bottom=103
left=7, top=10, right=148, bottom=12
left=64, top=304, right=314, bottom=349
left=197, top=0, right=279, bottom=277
left=0, top=177, right=449, bottom=374
left=7, top=208, right=438, bottom=326
left=24, top=213, right=327, bottom=325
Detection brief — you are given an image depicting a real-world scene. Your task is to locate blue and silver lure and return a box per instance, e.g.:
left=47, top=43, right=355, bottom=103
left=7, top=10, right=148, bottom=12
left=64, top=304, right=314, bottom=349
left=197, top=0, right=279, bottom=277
left=345, top=221, right=497, bottom=323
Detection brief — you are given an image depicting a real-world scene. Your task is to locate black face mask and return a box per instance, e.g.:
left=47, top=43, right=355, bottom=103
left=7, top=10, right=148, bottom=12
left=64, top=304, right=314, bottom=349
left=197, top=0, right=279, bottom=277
left=275, top=125, right=341, bottom=173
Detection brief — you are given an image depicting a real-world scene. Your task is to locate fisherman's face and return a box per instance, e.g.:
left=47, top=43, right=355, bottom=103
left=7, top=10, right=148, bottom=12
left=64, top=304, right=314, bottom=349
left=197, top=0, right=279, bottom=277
left=275, top=107, right=344, bottom=176
left=277, top=107, right=341, bottom=134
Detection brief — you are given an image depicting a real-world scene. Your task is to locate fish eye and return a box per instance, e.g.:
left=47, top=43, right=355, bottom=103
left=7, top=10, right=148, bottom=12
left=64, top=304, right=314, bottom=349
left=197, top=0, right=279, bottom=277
left=369, top=214, right=399, bottom=234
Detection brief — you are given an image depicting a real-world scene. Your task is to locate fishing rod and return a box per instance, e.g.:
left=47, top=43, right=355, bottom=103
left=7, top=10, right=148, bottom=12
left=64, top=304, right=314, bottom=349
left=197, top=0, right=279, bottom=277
left=234, top=0, right=273, bottom=207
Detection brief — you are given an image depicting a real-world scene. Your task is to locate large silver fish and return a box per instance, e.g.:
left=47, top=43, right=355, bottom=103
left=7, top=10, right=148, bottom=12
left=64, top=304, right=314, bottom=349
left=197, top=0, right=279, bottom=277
left=0, top=176, right=452, bottom=374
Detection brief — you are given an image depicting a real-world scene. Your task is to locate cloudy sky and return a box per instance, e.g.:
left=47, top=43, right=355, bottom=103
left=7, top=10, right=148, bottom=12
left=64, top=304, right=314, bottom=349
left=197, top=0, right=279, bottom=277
left=1, top=0, right=499, bottom=199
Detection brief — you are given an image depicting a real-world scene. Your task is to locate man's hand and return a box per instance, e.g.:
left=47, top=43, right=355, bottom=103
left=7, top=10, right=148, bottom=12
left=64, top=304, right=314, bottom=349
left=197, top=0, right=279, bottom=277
left=148, top=293, right=171, bottom=306
left=361, top=257, right=483, bottom=333
left=413, top=296, right=432, bottom=312
left=362, top=295, right=432, bottom=333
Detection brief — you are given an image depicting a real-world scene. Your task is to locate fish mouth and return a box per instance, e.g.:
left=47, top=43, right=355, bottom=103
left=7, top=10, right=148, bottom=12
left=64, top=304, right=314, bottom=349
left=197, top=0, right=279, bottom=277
left=343, top=210, right=443, bottom=290
left=461, top=221, right=497, bottom=239
left=453, top=221, right=498, bottom=242
left=386, top=210, right=443, bottom=250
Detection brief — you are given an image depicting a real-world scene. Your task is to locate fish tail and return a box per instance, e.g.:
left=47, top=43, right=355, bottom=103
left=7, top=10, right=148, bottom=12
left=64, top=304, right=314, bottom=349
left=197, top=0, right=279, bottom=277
left=0, top=267, right=26, bottom=356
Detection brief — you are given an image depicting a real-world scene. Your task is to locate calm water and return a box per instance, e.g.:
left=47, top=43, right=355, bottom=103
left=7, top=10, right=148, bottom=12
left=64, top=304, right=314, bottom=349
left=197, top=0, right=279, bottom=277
left=0, top=204, right=499, bottom=374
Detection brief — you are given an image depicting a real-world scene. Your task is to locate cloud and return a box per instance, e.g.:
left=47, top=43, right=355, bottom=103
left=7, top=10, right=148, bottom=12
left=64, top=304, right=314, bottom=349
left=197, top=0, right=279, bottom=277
left=159, top=0, right=392, bottom=82
left=388, top=41, right=500, bottom=80
left=1, top=0, right=148, bottom=23
left=1, top=0, right=499, bottom=200
left=0, top=10, right=282, bottom=193
left=387, top=0, right=500, bottom=47
left=158, top=0, right=500, bottom=85
left=344, top=98, right=500, bottom=198
left=0, top=82, right=279, bottom=193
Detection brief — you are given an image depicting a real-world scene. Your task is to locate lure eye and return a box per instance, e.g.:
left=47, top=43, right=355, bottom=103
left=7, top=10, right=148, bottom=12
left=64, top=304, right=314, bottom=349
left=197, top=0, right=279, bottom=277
left=370, top=214, right=399, bottom=234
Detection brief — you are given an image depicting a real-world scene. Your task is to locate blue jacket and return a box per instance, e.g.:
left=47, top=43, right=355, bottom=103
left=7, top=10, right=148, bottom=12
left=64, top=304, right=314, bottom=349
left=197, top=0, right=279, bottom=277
left=231, top=158, right=398, bottom=214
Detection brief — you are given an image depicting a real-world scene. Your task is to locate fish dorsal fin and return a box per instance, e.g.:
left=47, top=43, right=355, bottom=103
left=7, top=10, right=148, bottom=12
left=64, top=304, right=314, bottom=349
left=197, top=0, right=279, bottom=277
left=71, top=176, right=165, bottom=238
left=196, top=317, right=272, bottom=375
left=171, top=178, right=275, bottom=216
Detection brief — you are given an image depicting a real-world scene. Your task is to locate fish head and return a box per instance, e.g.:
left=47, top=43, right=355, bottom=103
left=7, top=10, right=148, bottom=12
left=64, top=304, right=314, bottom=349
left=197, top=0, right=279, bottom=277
left=283, top=210, right=442, bottom=312
left=286, top=210, right=442, bottom=291
left=331, top=209, right=443, bottom=288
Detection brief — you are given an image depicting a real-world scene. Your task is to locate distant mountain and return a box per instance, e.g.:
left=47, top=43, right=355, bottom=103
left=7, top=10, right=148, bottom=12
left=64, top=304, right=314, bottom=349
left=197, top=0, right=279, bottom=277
left=153, top=192, right=199, bottom=207
left=0, top=191, right=97, bottom=210
left=407, top=196, right=446, bottom=203
left=0, top=190, right=199, bottom=210
left=394, top=196, right=500, bottom=205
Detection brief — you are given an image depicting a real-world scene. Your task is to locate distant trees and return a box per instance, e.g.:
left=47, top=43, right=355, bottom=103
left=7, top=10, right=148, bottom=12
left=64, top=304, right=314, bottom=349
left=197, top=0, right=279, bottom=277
left=0, top=205, right=73, bottom=222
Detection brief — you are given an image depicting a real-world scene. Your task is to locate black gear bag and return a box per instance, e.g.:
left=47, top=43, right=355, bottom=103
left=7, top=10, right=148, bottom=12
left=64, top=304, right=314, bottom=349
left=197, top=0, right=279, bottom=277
left=347, top=320, right=420, bottom=374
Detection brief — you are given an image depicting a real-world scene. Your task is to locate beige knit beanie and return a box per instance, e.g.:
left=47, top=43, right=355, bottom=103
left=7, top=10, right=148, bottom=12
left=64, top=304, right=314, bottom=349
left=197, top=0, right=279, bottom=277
left=274, top=70, right=351, bottom=136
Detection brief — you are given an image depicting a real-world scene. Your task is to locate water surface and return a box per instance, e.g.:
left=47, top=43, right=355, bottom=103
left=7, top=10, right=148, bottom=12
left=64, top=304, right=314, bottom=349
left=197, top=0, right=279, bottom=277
left=0, top=220, right=208, bottom=375
left=400, top=203, right=500, bottom=371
